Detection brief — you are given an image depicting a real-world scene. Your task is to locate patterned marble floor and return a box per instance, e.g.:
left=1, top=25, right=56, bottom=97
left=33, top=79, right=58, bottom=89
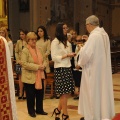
left=16, top=73, right=120, bottom=120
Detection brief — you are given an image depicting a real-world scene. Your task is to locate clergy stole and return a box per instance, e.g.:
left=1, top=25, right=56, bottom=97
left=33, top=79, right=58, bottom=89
left=0, top=38, right=13, bottom=120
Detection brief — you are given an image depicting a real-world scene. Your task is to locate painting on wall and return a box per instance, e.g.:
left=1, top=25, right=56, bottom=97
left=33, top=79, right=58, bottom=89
left=19, top=0, right=29, bottom=12
left=50, top=0, right=74, bottom=26
left=0, top=0, right=8, bottom=28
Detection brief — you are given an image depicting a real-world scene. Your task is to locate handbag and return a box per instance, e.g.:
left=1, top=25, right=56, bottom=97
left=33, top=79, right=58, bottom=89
left=14, top=64, right=21, bottom=74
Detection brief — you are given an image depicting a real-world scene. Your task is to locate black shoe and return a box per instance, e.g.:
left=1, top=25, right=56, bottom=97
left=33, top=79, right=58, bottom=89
left=62, top=114, right=69, bottom=120
left=36, top=111, right=48, bottom=115
left=22, top=97, right=26, bottom=100
left=51, top=108, right=61, bottom=120
left=29, top=113, right=36, bottom=117
left=18, top=96, right=22, bottom=99
left=56, top=95, right=60, bottom=99
left=80, top=117, right=84, bottom=120
left=74, top=96, right=79, bottom=100
left=71, top=91, right=74, bottom=97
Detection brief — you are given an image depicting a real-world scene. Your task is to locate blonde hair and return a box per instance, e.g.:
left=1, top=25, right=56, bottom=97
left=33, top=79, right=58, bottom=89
left=69, top=29, right=77, bottom=35
left=76, top=35, right=82, bottom=40
left=0, top=27, right=11, bottom=42
left=26, top=32, right=37, bottom=43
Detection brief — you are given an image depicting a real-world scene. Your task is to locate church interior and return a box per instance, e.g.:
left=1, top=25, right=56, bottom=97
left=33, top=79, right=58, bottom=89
left=0, top=0, right=120, bottom=120
left=16, top=74, right=120, bottom=120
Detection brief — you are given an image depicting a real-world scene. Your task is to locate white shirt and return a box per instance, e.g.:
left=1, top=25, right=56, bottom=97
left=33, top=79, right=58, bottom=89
left=8, top=40, right=13, bottom=58
left=51, top=38, right=72, bottom=68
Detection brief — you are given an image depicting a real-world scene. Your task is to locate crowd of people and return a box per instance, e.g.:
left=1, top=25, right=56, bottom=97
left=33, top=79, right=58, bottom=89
left=0, top=15, right=115, bottom=120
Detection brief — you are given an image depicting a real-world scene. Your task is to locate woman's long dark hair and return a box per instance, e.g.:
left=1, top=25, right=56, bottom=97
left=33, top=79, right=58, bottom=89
left=19, top=29, right=28, bottom=40
left=36, top=26, right=49, bottom=41
left=55, top=22, right=67, bottom=47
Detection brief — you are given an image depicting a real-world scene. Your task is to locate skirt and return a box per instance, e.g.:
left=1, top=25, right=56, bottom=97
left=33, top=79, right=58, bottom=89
left=54, top=67, right=75, bottom=95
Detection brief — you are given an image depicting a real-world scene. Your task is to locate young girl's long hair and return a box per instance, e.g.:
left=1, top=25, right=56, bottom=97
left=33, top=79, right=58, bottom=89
left=0, top=27, right=11, bottom=42
left=36, top=26, right=49, bottom=41
left=55, top=22, right=67, bottom=48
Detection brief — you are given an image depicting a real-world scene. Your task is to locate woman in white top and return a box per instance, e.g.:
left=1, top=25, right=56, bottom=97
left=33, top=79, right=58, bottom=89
left=0, top=27, right=13, bottom=59
left=51, top=22, right=76, bottom=120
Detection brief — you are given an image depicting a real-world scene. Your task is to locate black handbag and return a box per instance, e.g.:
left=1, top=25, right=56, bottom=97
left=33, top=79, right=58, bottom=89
left=14, top=64, right=21, bottom=74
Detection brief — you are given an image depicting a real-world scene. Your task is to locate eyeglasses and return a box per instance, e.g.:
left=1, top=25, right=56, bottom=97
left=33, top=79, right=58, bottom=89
left=20, top=33, right=25, bottom=36
left=29, top=38, right=37, bottom=41
left=76, top=40, right=82, bottom=42
left=85, top=23, right=89, bottom=26
left=76, top=39, right=86, bottom=43
left=63, top=27, right=69, bottom=30
left=0, top=31, right=5, bottom=34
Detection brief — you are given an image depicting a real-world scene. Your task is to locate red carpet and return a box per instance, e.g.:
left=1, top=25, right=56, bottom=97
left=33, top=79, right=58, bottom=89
left=113, top=113, right=120, bottom=120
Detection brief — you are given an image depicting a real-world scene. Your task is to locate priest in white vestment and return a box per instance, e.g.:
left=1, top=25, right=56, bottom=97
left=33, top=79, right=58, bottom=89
left=78, top=15, right=115, bottom=120
left=0, top=36, right=18, bottom=120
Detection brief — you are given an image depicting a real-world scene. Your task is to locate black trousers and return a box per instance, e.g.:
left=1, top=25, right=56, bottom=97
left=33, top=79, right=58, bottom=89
left=24, top=80, right=44, bottom=114
left=73, top=70, right=82, bottom=87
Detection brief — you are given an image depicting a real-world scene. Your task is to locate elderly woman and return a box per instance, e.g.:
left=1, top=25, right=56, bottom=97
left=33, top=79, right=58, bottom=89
left=21, top=32, right=48, bottom=117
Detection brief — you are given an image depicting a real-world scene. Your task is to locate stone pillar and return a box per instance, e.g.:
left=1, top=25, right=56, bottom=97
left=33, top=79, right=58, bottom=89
left=8, top=0, right=20, bottom=42
left=30, top=0, right=51, bottom=31
left=74, top=0, right=93, bottom=35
